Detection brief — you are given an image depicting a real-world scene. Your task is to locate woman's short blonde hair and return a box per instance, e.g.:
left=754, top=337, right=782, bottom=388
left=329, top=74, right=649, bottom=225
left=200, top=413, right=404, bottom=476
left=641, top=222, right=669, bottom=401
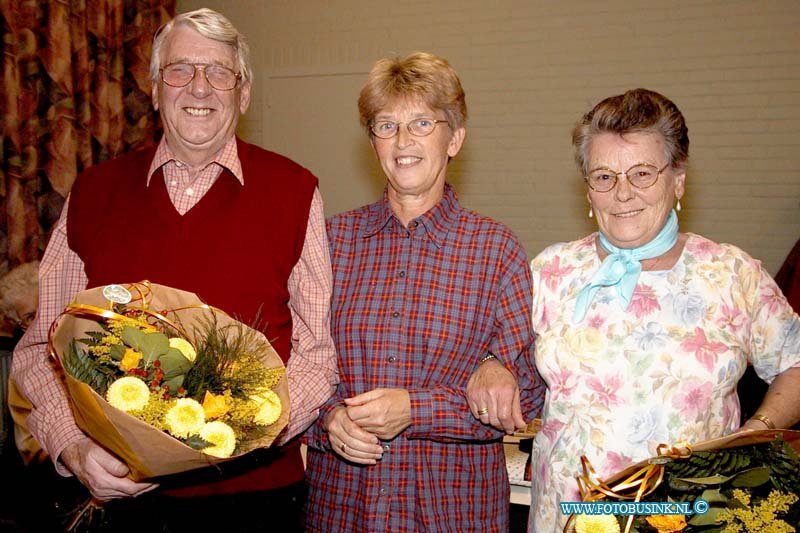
left=572, top=88, right=689, bottom=174
left=358, top=52, right=467, bottom=134
left=149, top=8, right=252, bottom=87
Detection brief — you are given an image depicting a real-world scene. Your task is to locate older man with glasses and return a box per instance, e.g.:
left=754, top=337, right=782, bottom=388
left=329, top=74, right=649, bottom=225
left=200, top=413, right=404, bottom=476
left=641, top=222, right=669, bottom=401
left=11, top=8, right=338, bottom=531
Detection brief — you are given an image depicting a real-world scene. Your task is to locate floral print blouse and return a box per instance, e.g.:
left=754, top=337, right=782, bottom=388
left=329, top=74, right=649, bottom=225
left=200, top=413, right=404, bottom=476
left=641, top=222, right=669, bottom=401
left=527, top=233, right=800, bottom=533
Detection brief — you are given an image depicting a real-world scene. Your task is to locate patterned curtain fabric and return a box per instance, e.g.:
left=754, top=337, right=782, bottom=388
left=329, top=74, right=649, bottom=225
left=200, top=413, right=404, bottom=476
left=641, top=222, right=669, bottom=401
left=0, top=0, right=176, bottom=276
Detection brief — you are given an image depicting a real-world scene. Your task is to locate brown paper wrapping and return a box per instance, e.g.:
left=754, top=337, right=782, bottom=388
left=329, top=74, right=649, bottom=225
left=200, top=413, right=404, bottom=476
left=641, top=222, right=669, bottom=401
left=50, top=282, right=290, bottom=481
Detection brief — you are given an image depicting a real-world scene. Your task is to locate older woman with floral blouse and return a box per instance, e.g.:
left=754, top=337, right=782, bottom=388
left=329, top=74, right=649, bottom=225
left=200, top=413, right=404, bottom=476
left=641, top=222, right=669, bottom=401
left=471, top=88, right=800, bottom=533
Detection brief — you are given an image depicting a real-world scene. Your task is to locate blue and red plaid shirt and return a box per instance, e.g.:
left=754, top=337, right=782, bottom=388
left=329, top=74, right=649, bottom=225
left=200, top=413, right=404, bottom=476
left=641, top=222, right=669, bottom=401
left=305, top=184, right=544, bottom=532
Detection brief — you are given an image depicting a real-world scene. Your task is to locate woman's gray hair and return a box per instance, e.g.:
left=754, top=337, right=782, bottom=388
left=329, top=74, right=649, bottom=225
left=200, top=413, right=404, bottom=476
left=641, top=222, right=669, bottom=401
left=0, top=261, right=39, bottom=328
left=572, top=88, right=689, bottom=174
left=149, top=8, right=252, bottom=87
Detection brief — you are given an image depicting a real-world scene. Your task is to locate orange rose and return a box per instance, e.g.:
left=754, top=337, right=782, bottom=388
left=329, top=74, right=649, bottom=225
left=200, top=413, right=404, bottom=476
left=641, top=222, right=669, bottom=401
left=202, top=390, right=229, bottom=419
left=119, top=348, right=143, bottom=371
left=645, top=514, right=687, bottom=532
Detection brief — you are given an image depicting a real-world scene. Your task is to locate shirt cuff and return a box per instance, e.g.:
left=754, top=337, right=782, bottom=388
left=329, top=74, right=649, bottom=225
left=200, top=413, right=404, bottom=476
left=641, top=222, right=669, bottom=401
left=49, top=427, right=87, bottom=477
left=408, top=390, right=434, bottom=435
left=302, top=401, right=340, bottom=452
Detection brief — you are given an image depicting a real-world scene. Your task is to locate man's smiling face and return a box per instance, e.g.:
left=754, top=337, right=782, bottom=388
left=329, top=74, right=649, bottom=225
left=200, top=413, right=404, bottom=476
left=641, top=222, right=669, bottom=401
left=152, top=24, right=250, bottom=166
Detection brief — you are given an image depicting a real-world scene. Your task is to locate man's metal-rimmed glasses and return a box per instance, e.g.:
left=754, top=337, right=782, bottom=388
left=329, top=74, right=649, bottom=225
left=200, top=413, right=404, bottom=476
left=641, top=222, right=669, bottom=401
left=369, top=118, right=449, bottom=139
left=160, top=62, right=241, bottom=91
left=585, top=163, right=670, bottom=192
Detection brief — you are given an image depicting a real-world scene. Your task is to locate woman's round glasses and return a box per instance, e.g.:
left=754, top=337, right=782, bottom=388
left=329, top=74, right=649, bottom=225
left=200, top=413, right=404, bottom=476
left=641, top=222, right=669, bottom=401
left=370, top=118, right=449, bottom=139
left=585, top=163, right=669, bottom=192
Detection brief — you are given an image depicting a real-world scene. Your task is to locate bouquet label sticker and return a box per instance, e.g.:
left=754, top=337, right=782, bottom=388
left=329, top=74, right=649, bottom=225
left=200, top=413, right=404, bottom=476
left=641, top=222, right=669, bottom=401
left=102, top=284, right=132, bottom=304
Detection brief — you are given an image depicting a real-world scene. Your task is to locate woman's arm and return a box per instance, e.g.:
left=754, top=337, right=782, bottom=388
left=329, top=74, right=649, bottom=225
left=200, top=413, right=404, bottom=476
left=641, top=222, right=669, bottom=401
left=740, top=365, right=800, bottom=430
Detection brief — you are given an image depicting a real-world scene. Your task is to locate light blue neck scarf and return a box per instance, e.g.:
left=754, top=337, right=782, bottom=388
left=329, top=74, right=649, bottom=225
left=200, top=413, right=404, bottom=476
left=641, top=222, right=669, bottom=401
left=572, top=209, right=679, bottom=323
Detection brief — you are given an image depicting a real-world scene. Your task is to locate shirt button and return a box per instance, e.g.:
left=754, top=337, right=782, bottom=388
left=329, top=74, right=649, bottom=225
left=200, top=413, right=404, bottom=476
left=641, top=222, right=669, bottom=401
left=171, top=180, right=178, bottom=186
left=382, top=444, right=391, bottom=452
left=379, top=488, right=387, bottom=495
left=391, top=311, right=400, bottom=318
left=185, top=187, right=194, bottom=196
left=398, top=271, right=406, bottom=278
left=387, top=355, right=398, bottom=363
left=413, top=221, right=419, bottom=228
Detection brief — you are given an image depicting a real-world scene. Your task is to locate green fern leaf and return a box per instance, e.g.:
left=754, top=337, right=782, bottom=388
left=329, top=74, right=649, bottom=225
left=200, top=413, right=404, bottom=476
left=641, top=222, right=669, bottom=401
left=61, top=340, right=118, bottom=396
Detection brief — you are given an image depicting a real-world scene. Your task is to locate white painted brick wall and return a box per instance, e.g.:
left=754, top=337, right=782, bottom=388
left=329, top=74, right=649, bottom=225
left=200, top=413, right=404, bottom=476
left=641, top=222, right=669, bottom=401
left=179, top=0, right=800, bottom=274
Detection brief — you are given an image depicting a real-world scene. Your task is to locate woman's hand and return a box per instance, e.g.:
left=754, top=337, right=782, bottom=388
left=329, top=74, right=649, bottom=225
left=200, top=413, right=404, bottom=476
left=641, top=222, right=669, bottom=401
left=345, top=388, right=411, bottom=440
left=324, top=405, right=383, bottom=464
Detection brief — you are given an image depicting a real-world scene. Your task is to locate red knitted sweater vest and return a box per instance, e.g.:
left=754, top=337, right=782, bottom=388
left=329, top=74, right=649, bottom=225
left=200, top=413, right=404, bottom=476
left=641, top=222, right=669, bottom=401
left=67, top=138, right=317, bottom=495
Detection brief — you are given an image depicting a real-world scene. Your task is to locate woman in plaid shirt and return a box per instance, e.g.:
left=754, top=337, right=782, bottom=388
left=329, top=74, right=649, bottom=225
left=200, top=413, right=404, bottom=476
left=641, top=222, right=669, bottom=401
left=303, top=52, right=544, bottom=532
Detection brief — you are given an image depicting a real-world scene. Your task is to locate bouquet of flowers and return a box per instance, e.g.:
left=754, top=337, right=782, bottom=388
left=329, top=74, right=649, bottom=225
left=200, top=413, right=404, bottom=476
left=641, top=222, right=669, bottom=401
left=48, top=281, right=290, bottom=480
left=566, top=430, right=800, bottom=533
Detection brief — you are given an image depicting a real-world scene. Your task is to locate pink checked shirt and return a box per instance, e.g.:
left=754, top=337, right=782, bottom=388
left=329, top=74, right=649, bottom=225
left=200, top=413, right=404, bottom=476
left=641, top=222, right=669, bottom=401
left=12, top=137, right=338, bottom=474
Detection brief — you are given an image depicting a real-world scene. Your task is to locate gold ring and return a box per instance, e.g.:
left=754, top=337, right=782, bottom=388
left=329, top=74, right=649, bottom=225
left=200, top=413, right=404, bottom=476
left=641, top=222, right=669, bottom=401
left=477, top=407, right=489, bottom=416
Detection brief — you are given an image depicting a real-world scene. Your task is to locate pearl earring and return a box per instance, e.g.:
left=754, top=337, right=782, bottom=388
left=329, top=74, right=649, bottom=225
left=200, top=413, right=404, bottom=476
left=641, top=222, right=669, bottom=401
left=588, top=205, right=593, bottom=218
left=676, top=199, right=682, bottom=212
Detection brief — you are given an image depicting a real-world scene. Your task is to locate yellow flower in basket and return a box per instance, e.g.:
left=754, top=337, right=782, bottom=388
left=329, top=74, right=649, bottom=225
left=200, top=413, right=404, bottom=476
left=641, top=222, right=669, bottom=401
left=646, top=514, right=687, bottom=532
left=119, top=348, right=144, bottom=371
left=575, top=513, right=620, bottom=533
left=169, top=337, right=197, bottom=362
left=106, top=376, right=150, bottom=412
left=200, top=421, right=236, bottom=458
left=202, top=390, right=230, bottom=419
left=252, top=389, right=282, bottom=425
left=165, top=398, right=205, bottom=438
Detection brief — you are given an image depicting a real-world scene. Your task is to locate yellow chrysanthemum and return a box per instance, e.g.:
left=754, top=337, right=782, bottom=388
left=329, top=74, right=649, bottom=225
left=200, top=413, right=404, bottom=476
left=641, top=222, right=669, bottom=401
left=164, top=398, right=205, bottom=438
left=251, top=389, right=282, bottom=425
left=646, top=514, right=688, bottom=532
left=202, top=390, right=230, bottom=419
left=199, top=421, right=236, bottom=458
left=169, top=337, right=197, bottom=362
left=575, top=513, right=620, bottom=533
left=106, top=376, right=150, bottom=412
left=119, top=348, right=144, bottom=371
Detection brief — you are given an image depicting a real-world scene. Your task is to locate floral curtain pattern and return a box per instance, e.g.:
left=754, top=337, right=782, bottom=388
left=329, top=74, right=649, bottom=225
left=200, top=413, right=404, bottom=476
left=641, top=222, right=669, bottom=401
left=0, top=0, right=175, bottom=277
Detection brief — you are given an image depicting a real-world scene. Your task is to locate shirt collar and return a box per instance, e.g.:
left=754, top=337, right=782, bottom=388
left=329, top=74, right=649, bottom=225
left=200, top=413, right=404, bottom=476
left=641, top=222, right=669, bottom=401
left=361, top=182, right=460, bottom=248
left=146, top=136, right=244, bottom=185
